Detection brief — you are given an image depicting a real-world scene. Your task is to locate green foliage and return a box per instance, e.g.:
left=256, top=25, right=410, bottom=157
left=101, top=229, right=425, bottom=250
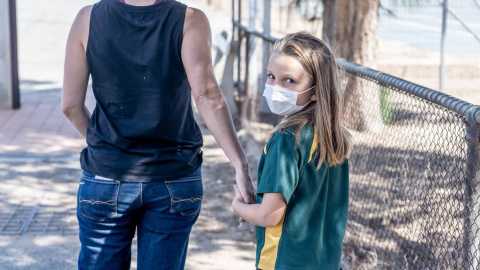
left=380, top=86, right=394, bottom=125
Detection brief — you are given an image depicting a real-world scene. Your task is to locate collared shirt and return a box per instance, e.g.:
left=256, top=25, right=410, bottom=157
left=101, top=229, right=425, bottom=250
left=256, top=126, right=349, bottom=270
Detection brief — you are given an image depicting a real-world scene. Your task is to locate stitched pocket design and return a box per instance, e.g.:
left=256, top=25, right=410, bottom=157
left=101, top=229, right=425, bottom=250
left=78, top=176, right=119, bottom=222
left=165, top=178, right=203, bottom=216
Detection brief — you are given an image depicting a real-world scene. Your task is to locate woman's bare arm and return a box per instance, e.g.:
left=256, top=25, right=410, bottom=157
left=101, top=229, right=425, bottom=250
left=62, top=6, right=92, bottom=137
left=181, top=8, right=255, bottom=203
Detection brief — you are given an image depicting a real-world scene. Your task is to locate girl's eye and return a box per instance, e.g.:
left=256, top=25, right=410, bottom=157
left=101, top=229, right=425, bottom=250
left=286, top=78, right=294, bottom=83
left=267, top=74, right=275, bottom=80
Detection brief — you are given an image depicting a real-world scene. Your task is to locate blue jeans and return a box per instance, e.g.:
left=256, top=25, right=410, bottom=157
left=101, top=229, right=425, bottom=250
left=77, top=168, right=202, bottom=270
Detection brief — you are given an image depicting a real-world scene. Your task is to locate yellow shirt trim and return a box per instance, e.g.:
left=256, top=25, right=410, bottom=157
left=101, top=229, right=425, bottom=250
left=308, top=132, right=318, bottom=163
left=264, top=145, right=267, bottom=155
left=257, top=213, right=286, bottom=270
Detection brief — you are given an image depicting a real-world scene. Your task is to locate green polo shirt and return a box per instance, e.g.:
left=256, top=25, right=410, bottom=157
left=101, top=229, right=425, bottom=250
left=255, top=126, right=349, bottom=270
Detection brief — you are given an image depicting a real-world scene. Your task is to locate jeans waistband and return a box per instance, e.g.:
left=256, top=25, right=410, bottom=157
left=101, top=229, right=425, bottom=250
left=82, top=166, right=202, bottom=182
left=82, top=170, right=115, bottom=181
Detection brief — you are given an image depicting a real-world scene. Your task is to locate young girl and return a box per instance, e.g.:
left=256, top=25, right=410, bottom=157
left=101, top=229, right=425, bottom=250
left=232, top=32, right=352, bottom=270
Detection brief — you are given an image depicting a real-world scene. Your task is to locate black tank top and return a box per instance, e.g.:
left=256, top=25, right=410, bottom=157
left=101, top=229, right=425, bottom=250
left=81, top=0, right=203, bottom=182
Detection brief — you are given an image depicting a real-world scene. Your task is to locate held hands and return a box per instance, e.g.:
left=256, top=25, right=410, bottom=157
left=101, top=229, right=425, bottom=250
left=232, top=184, right=244, bottom=204
left=234, top=168, right=255, bottom=223
left=232, top=184, right=247, bottom=223
left=234, top=168, right=256, bottom=204
left=232, top=166, right=255, bottom=225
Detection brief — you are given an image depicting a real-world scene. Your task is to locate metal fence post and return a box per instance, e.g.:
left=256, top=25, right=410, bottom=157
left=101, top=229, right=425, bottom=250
left=0, top=0, right=19, bottom=109
left=231, top=0, right=235, bottom=37
left=243, top=32, right=250, bottom=122
left=463, top=106, right=480, bottom=269
left=236, top=0, right=242, bottom=94
left=8, top=0, right=19, bottom=109
left=439, top=0, right=448, bottom=92
left=259, top=0, right=271, bottom=114
left=247, top=0, right=258, bottom=103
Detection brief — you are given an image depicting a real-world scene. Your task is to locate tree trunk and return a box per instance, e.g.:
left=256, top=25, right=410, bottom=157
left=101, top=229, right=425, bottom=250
left=286, top=0, right=297, bottom=32
left=322, top=0, right=336, bottom=45
left=322, top=0, right=382, bottom=132
left=322, top=0, right=378, bottom=68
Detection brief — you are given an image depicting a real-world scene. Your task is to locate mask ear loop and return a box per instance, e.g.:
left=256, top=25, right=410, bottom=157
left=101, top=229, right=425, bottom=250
left=300, top=100, right=313, bottom=107
left=296, top=85, right=316, bottom=109
left=298, top=85, right=316, bottom=95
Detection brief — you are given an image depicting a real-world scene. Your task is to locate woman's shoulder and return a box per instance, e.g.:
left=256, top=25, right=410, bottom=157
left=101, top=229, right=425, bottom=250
left=184, top=7, right=208, bottom=28
left=69, top=5, right=93, bottom=51
left=77, top=5, right=94, bottom=20
left=182, top=6, right=211, bottom=40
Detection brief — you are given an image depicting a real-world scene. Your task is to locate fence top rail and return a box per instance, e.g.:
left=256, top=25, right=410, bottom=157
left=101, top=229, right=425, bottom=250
left=233, top=21, right=277, bottom=43
left=232, top=22, right=480, bottom=124
left=336, top=59, right=480, bottom=123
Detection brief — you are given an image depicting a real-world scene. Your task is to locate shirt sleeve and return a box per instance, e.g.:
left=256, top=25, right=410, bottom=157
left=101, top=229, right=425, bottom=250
left=257, top=131, right=300, bottom=204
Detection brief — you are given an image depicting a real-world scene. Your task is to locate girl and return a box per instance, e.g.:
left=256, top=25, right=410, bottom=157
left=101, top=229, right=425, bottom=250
left=232, top=32, right=352, bottom=270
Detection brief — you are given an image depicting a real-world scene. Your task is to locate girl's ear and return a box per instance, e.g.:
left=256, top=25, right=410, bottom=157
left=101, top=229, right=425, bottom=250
left=311, top=93, right=317, bottom=101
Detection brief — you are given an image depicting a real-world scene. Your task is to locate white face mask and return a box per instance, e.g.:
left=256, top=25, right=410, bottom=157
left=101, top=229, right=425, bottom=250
left=263, top=83, right=315, bottom=116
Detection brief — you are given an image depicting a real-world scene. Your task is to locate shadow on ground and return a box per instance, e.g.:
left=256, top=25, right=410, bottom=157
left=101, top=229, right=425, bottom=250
left=0, top=128, right=260, bottom=269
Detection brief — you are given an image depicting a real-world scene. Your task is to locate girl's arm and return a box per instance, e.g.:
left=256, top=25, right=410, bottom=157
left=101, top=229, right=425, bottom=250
left=62, top=6, right=92, bottom=137
left=232, top=185, right=287, bottom=227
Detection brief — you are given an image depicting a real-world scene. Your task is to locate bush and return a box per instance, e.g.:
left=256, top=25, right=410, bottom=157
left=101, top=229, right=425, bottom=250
left=380, top=86, right=394, bottom=125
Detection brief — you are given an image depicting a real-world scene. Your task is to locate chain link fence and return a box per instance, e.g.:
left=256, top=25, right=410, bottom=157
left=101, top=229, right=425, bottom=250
left=232, top=21, right=480, bottom=269
left=201, top=0, right=480, bottom=104
left=338, top=59, right=480, bottom=269
left=378, top=0, right=480, bottom=104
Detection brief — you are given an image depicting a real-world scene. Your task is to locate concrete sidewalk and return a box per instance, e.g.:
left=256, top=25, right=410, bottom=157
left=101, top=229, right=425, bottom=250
left=0, top=88, right=94, bottom=158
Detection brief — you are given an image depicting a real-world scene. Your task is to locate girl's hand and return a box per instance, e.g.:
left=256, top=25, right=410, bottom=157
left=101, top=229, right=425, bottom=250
left=233, top=185, right=247, bottom=222
left=232, top=188, right=287, bottom=227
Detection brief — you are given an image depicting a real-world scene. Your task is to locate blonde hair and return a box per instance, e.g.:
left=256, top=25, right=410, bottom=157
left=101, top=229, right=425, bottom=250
left=270, top=31, right=352, bottom=168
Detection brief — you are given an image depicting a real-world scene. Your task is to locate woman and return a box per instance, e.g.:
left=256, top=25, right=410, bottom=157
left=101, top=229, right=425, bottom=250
left=62, top=0, right=255, bottom=269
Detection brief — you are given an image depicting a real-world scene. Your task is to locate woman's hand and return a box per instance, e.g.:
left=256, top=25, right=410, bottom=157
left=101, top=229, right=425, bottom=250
left=232, top=184, right=244, bottom=204
left=235, top=167, right=256, bottom=204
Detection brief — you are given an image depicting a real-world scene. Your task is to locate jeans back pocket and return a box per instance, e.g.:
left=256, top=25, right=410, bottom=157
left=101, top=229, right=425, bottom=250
left=165, top=178, right=203, bottom=217
left=78, top=175, right=120, bottom=222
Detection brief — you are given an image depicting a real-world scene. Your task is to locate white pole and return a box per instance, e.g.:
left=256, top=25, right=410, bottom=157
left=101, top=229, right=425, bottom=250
left=248, top=0, right=258, bottom=100
left=439, top=0, right=448, bottom=92
left=259, top=0, right=271, bottom=113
